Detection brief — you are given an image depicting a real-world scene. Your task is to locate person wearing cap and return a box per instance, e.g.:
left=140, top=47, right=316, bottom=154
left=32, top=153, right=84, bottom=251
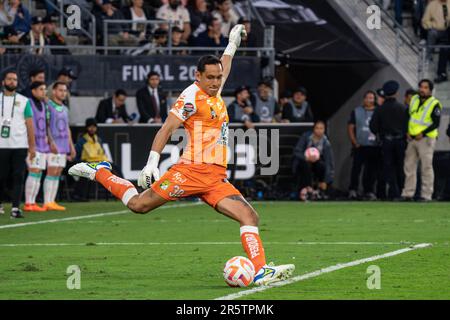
left=401, top=79, right=442, bottom=202
left=369, top=80, right=408, bottom=199
left=376, top=88, right=385, bottom=107
left=23, top=81, right=49, bottom=212
left=0, top=70, right=36, bottom=219
left=251, top=79, right=281, bottom=123
left=347, top=90, right=379, bottom=200
left=228, top=85, right=260, bottom=129
left=171, top=26, right=188, bottom=55
left=22, top=16, right=46, bottom=55
left=47, top=67, right=77, bottom=108
left=43, top=15, right=70, bottom=55
left=72, top=117, right=118, bottom=201
left=281, top=86, right=314, bottom=123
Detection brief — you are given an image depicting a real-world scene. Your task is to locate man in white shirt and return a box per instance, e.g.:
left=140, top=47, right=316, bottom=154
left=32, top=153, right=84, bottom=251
left=156, top=0, right=191, bottom=42
left=0, top=70, right=36, bottom=218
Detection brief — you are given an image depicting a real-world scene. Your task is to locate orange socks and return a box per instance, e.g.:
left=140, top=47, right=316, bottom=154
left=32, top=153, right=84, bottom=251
left=95, top=168, right=138, bottom=205
left=240, top=226, right=266, bottom=272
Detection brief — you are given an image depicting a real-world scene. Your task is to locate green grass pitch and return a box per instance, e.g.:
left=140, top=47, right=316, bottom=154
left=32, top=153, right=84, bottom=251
left=0, top=200, right=449, bottom=300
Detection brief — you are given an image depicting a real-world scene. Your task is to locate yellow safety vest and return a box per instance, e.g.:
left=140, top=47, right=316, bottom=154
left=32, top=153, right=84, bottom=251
left=408, top=95, right=441, bottom=138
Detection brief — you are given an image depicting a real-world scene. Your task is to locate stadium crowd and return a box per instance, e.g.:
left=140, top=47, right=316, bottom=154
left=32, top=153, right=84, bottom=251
left=0, top=0, right=257, bottom=55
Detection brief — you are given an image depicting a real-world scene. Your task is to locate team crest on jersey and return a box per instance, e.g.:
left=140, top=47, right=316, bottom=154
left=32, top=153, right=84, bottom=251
left=182, top=103, right=195, bottom=119
left=159, top=179, right=171, bottom=190
left=210, top=106, right=217, bottom=119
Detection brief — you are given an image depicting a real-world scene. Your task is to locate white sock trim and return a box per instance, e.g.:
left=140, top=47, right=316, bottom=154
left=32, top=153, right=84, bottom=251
left=240, top=225, right=259, bottom=236
left=122, top=188, right=138, bottom=206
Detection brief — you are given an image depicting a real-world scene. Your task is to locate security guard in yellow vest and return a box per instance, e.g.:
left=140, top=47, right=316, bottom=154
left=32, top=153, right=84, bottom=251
left=402, top=79, right=442, bottom=201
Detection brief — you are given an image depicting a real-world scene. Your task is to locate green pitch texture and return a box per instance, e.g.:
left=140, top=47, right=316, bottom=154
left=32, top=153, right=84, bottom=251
left=0, top=201, right=449, bottom=299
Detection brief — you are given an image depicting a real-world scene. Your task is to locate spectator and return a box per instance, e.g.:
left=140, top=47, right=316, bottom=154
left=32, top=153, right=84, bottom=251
left=156, top=0, right=191, bottom=42
left=22, top=16, right=45, bottom=55
left=292, top=120, right=334, bottom=200
left=422, top=0, right=450, bottom=59
left=95, top=89, right=133, bottom=124
left=281, top=86, right=314, bottom=123
left=228, top=85, right=260, bottom=129
left=47, top=67, right=77, bottom=108
left=435, top=28, right=450, bottom=83
left=43, top=14, right=71, bottom=55
left=238, top=17, right=257, bottom=51
left=376, top=87, right=385, bottom=106
left=0, top=26, right=22, bottom=54
left=187, top=0, right=212, bottom=38
left=73, top=118, right=123, bottom=201
left=0, top=70, right=35, bottom=218
left=136, top=71, right=168, bottom=123
left=10, top=0, right=31, bottom=37
left=402, top=79, right=442, bottom=201
left=193, top=16, right=226, bottom=48
left=121, top=0, right=154, bottom=41
left=369, top=80, right=408, bottom=199
left=404, top=88, right=417, bottom=108
left=171, top=26, right=188, bottom=54
left=278, top=90, right=292, bottom=109
left=347, top=91, right=379, bottom=200
left=21, top=68, right=46, bottom=98
left=212, top=0, right=239, bottom=38
left=251, top=79, right=281, bottom=123
left=24, top=81, right=48, bottom=212
left=0, top=0, right=16, bottom=27
left=96, top=0, right=137, bottom=47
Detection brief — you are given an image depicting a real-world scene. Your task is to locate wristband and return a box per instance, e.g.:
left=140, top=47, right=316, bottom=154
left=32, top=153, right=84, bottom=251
left=147, top=150, right=160, bottom=166
left=224, top=42, right=237, bottom=57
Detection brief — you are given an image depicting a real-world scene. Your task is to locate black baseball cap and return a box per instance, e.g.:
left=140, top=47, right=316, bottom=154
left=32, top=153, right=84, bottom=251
left=382, top=80, right=400, bottom=96
left=376, top=88, right=385, bottom=98
left=31, top=16, right=44, bottom=25
left=58, top=67, right=78, bottom=80
left=43, top=15, right=59, bottom=24
left=234, top=85, right=250, bottom=96
left=238, top=17, right=251, bottom=24
left=85, top=117, right=98, bottom=127
left=293, top=86, right=307, bottom=96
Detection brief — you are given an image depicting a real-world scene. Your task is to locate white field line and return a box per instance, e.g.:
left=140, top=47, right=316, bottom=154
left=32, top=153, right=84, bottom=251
left=0, top=241, right=419, bottom=247
left=215, top=243, right=433, bottom=300
left=0, top=202, right=203, bottom=230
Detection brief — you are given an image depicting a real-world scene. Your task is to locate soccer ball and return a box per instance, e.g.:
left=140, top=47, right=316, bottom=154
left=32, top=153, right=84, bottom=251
left=305, top=147, right=320, bottom=162
left=223, top=256, right=255, bottom=287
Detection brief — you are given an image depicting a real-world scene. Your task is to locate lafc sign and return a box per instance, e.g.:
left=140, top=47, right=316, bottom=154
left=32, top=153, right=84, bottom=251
left=366, top=5, right=381, bottom=30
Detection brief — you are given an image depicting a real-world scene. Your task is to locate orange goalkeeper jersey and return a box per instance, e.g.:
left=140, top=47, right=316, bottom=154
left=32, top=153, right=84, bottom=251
left=170, top=82, right=229, bottom=168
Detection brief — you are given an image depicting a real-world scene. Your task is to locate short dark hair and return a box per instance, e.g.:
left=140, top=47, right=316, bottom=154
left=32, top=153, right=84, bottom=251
left=30, top=81, right=46, bottom=90
left=313, top=120, right=326, bottom=129
left=2, top=69, right=17, bottom=81
left=206, top=16, right=219, bottom=28
left=29, top=68, right=45, bottom=78
left=147, top=71, right=160, bottom=81
left=418, top=79, right=434, bottom=91
left=114, top=89, right=127, bottom=97
left=405, top=88, right=417, bottom=97
left=53, top=81, right=67, bottom=90
left=197, top=55, right=222, bottom=73
left=364, top=90, right=376, bottom=99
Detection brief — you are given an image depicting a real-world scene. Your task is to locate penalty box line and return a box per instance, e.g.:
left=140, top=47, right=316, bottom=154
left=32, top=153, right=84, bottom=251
left=215, top=243, right=433, bottom=300
left=0, top=202, right=204, bottom=230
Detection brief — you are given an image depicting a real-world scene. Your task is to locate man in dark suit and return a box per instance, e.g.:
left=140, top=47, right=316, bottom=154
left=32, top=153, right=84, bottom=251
left=136, top=71, right=168, bottom=123
left=95, top=89, right=132, bottom=124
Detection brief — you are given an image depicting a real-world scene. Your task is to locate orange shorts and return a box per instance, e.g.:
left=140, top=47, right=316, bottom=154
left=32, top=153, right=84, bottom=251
left=151, top=163, right=242, bottom=208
